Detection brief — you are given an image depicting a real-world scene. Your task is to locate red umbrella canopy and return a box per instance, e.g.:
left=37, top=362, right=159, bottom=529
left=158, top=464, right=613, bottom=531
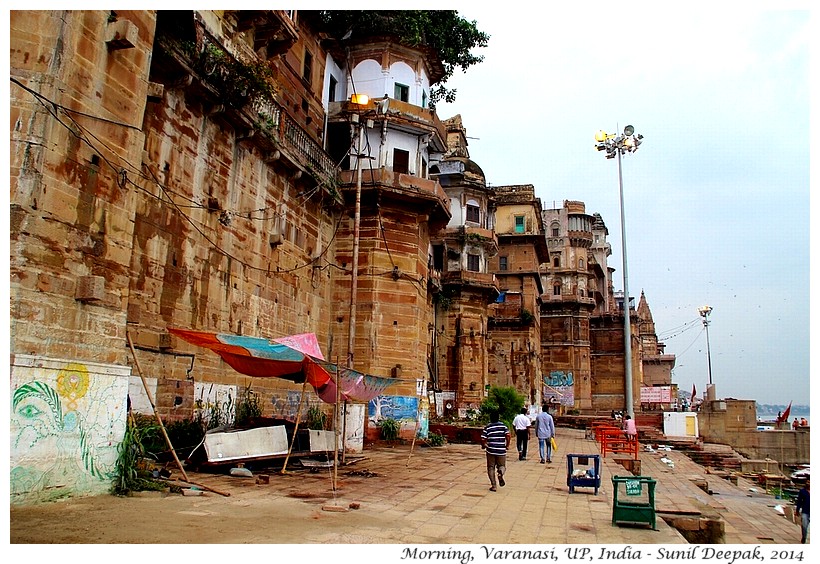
left=168, top=328, right=397, bottom=403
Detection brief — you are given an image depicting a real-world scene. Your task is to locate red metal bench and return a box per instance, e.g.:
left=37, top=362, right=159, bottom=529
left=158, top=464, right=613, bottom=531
left=599, top=428, right=639, bottom=459
left=593, top=422, right=622, bottom=443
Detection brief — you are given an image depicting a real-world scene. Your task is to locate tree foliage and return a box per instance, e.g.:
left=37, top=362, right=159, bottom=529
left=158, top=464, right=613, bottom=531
left=480, top=386, right=525, bottom=427
left=314, top=10, right=489, bottom=105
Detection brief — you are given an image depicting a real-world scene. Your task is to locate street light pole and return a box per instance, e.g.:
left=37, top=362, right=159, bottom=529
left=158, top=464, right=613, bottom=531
left=616, top=146, right=634, bottom=419
left=699, top=305, right=713, bottom=386
left=595, top=125, right=644, bottom=418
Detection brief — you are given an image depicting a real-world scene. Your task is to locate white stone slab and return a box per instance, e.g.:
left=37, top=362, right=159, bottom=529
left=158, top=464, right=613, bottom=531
left=203, top=426, right=288, bottom=462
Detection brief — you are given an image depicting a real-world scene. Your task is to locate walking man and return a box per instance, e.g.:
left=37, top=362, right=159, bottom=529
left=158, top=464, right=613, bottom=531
left=480, top=410, right=510, bottom=491
left=512, top=407, right=531, bottom=461
left=796, top=480, right=810, bottom=544
left=535, top=403, right=555, bottom=464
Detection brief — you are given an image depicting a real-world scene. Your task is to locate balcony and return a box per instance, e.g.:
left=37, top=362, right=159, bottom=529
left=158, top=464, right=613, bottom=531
left=443, top=225, right=498, bottom=255
left=540, top=293, right=597, bottom=307
left=152, top=31, right=338, bottom=196
left=567, top=229, right=594, bottom=248
left=337, top=168, right=450, bottom=223
left=327, top=98, right=448, bottom=150
left=227, top=10, right=299, bottom=57
left=441, top=270, right=499, bottom=292
left=251, top=97, right=338, bottom=190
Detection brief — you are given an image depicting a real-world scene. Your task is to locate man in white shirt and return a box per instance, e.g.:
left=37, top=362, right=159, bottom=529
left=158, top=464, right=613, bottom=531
left=512, top=407, right=531, bottom=461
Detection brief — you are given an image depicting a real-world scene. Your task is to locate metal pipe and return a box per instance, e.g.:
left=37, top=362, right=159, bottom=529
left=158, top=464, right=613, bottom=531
left=347, top=123, right=364, bottom=369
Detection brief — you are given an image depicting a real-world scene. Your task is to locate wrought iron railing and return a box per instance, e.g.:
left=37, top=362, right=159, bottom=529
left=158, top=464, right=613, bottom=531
left=250, top=97, right=337, bottom=188
left=159, top=33, right=338, bottom=192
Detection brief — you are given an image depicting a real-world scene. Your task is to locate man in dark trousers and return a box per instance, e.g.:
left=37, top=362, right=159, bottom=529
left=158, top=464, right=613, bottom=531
left=480, top=410, right=510, bottom=492
left=512, top=407, right=531, bottom=461
left=796, top=480, right=810, bottom=544
left=535, top=403, right=555, bottom=463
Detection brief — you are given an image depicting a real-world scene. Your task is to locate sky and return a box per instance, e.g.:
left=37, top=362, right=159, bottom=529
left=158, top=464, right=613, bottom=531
left=3, top=4, right=813, bottom=408
left=430, top=2, right=814, bottom=407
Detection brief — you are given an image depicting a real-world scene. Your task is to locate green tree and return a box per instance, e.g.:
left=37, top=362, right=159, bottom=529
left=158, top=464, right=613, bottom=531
left=313, top=10, right=489, bottom=105
left=480, top=386, right=525, bottom=428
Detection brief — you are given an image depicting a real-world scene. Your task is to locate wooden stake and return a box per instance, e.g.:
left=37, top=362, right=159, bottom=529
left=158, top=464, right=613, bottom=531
left=179, top=479, right=230, bottom=497
left=126, top=332, right=189, bottom=482
left=333, top=367, right=340, bottom=491
left=281, top=377, right=309, bottom=474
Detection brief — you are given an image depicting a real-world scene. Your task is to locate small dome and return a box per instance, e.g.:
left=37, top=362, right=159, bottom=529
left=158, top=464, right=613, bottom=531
left=438, top=156, right=485, bottom=183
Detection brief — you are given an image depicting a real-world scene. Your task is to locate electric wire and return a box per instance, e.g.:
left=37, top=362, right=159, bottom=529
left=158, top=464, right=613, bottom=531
left=12, top=76, right=343, bottom=276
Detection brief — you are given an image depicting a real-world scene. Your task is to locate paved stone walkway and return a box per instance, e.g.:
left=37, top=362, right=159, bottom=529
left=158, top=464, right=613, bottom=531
left=183, top=427, right=804, bottom=544
left=11, top=427, right=806, bottom=546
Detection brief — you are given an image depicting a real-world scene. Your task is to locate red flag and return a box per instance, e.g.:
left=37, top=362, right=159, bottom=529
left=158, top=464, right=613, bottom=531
left=691, top=383, right=696, bottom=402
left=779, top=401, right=792, bottom=424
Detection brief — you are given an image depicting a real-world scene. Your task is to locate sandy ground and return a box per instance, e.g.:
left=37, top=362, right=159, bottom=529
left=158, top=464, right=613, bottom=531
left=10, top=465, right=404, bottom=544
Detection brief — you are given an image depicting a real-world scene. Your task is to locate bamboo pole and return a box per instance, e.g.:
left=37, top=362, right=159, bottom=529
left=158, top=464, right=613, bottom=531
left=281, top=377, right=309, bottom=474
left=333, top=367, right=340, bottom=491
left=126, top=332, right=189, bottom=482
left=407, top=373, right=429, bottom=466
left=341, top=399, right=348, bottom=465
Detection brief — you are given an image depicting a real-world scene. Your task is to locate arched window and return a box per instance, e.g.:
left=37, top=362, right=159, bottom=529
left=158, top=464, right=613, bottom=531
left=553, top=256, right=560, bottom=268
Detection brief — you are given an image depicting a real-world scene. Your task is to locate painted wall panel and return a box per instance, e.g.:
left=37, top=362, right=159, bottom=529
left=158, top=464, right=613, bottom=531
left=10, top=355, right=131, bottom=504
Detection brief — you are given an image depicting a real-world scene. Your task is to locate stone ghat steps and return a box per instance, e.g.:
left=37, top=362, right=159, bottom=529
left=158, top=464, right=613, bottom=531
left=668, top=441, right=746, bottom=472
left=636, top=425, right=747, bottom=472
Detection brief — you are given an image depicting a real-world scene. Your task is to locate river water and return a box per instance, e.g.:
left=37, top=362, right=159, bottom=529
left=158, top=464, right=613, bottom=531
left=756, top=411, right=809, bottom=427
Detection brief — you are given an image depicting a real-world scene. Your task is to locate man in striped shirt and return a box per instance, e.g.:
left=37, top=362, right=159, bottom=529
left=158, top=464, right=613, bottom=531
left=480, top=410, right=511, bottom=492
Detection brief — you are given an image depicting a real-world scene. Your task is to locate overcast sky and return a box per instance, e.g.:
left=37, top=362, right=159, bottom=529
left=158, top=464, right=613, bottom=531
left=433, top=3, right=813, bottom=406
left=4, top=4, right=813, bottom=407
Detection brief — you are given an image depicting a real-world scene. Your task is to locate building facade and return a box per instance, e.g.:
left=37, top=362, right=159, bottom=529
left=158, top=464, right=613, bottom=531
left=10, top=9, right=675, bottom=504
left=488, top=185, right=548, bottom=408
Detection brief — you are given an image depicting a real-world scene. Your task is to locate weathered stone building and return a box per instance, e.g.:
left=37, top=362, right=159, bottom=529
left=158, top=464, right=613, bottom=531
left=540, top=201, right=600, bottom=411
left=10, top=9, right=676, bottom=504
left=428, top=115, right=499, bottom=416
left=488, top=185, right=548, bottom=408
left=637, top=291, right=677, bottom=407
left=9, top=9, right=450, bottom=502
left=540, top=201, right=675, bottom=413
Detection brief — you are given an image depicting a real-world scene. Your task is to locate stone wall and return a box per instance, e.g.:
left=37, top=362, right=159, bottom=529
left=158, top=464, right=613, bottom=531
left=697, top=400, right=810, bottom=465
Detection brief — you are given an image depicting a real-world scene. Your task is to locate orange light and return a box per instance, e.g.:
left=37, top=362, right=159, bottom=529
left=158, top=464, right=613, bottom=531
left=350, top=94, right=369, bottom=105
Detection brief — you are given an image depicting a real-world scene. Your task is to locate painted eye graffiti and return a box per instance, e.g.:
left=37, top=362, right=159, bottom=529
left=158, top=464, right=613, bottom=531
left=17, top=403, right=44, bottom=419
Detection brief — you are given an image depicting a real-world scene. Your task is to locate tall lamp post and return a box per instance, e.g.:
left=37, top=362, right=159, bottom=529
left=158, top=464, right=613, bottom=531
left=595, top=125, right=644, bottom=418
left=698, top=305, right=714, bottom=387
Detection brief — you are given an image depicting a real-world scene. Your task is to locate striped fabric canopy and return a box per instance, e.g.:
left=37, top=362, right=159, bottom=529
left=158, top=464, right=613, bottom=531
left=168, top=328, right=396, bottom=403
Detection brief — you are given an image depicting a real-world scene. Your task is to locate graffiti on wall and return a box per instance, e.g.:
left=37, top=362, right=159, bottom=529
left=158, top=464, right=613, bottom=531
left=368, top=395, right=422, bottom=437
left=270, top=390, right=320, bottom=420
left=544, top=371, right=575, bottom=407
left=369, top=395, right=418, bottom=422
left=546, top=370, right=574, bottom=387
left=194, top=382, right=237, bottom=429
left=10, top=360, right=129, bottom=504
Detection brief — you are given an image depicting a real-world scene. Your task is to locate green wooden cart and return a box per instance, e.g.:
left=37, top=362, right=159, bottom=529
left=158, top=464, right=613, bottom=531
left=611, top=475, right=656, bottom=529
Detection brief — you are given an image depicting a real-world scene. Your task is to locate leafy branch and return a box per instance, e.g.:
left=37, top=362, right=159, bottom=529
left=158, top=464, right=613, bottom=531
left=314, top=10, right=489, bottom=105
